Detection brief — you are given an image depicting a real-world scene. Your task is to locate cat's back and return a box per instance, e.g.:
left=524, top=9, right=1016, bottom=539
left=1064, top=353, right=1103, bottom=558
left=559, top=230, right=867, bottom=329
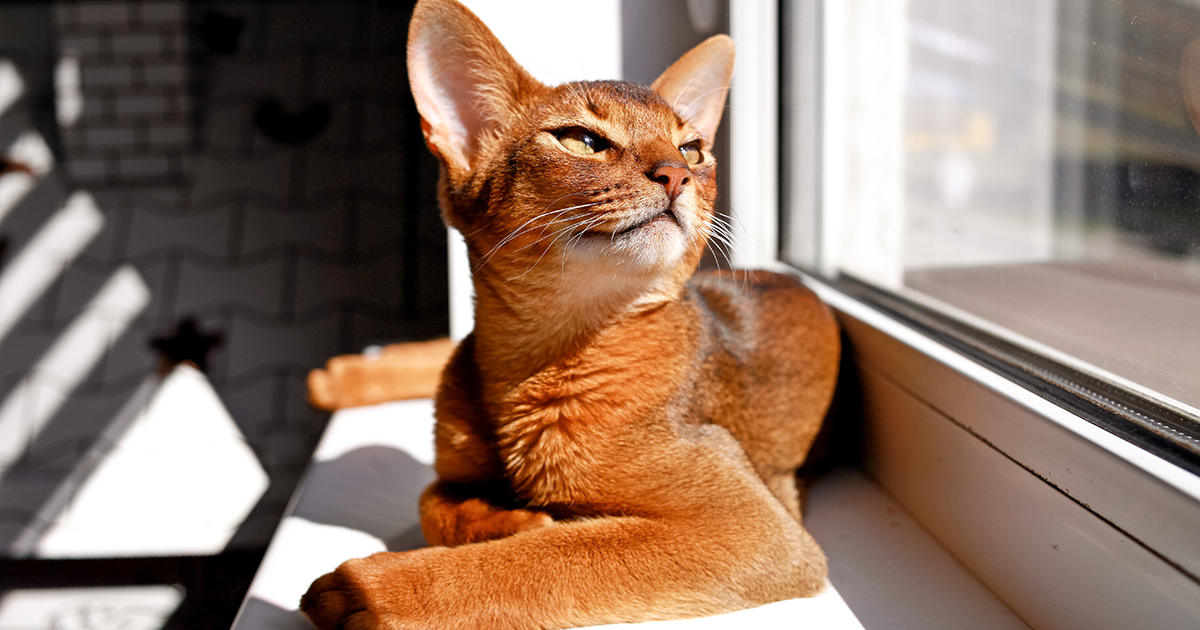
left=684, top=269, right=839, bottom=474
left=687, top=269, right=836, bottom=354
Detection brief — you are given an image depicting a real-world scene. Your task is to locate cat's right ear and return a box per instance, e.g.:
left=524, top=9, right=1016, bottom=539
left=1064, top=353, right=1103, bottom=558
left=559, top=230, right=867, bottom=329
left=407, top=0, right=545, bottom=174
left=652, top=35, right=735, bottom=143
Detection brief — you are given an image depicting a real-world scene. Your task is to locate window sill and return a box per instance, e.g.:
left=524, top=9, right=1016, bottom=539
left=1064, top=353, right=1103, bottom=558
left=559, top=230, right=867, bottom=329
left=801, top=271, right=1200, bottom=629
left=231, top=397, right=1025, bottom=629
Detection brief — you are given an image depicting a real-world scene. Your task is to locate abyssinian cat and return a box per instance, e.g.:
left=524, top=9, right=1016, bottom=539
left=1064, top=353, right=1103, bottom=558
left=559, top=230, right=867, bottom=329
left=300, top=0, right=840, bottom=627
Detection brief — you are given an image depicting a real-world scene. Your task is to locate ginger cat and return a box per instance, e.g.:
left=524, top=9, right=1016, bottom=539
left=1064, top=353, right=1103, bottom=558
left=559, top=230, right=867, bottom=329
left=300, top=0, right=840, bottom=627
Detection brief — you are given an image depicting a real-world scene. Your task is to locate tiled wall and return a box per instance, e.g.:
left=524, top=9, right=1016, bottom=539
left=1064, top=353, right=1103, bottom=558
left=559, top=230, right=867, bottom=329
left=0, top=0, right=446, bottom=554
left=56, top=1, right=192, bottom=186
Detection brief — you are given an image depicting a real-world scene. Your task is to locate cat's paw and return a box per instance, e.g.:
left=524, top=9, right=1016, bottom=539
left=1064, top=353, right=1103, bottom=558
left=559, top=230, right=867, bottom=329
left=300, top=551, right=436, bottom=630
left=300, top=561, right=378, bottom=630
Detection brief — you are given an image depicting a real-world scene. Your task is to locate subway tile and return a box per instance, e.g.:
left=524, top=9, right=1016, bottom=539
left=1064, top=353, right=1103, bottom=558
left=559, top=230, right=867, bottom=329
left=60, top=35, right=104, bottom=58
left=118, top=156, right=170, bottom=179
left=80, top=64, right=133, bottom=87
left=66, top=157, right=111, bottom=181
left=160, top=30, right=184, bottom=55
left=54, top=2, right=80, bottom=25
left=86, top=126, right=138, bottom=147
left=76, top=2, right=131, bottom=25
left=115, top=94, right=165, bottom=117
left=147, top=124, right=188, bottom=146
left=139, top=2, right=184, bottom=24
left=142, top=62, right=185, bottom=85
left=109, top=33, right=164, bottom=57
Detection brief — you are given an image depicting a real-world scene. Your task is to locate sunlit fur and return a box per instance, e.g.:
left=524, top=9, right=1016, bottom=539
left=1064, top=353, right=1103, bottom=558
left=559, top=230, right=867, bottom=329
left=301, top=1, right=841, bottom=628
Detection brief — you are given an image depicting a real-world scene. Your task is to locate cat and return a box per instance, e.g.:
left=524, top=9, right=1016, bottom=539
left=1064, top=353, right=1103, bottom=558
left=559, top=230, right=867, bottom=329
left=300, top=0, right=840, bottom=627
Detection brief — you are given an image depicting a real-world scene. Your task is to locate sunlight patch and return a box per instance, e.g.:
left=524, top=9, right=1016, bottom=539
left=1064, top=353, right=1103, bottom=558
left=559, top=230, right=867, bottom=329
left=0, top=586, right=183, bottom=630
left=0, top=265, right=148, bottom=470
left=34, top=364, right=268, bottom=557
left=0, top=59, right=23, bottom=118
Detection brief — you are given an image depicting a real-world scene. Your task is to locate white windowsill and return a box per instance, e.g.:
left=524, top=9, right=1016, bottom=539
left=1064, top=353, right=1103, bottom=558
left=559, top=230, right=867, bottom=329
left=231, top=398, right=1027, bottom=630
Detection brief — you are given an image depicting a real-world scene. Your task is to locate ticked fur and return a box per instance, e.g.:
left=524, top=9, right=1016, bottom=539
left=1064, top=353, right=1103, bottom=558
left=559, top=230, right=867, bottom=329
left=301, top=1, right=840, bottom=628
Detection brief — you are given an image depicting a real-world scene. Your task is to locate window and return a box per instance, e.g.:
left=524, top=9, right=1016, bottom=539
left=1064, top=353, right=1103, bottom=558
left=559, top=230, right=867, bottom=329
left=762, top=1, right=1200, bottom=627
left=782, top=0, right=1200, bottom=429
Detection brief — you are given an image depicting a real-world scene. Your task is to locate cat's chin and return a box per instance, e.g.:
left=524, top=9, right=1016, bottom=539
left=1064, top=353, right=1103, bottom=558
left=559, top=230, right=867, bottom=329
left=567, top=218, right=691, bottom=272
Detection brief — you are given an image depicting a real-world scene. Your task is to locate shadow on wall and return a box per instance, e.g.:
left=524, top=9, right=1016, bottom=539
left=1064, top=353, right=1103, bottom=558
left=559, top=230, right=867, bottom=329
left=0, top=0, right=446, bottom=626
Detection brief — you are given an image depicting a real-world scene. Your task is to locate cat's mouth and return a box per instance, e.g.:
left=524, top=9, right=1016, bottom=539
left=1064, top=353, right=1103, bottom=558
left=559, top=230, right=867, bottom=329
left=614, top=209, right=678, bottom=236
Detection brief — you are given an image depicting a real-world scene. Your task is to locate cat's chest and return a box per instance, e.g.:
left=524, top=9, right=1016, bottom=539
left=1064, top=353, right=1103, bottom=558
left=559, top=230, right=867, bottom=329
left=492, top=348, right=687, bottom=505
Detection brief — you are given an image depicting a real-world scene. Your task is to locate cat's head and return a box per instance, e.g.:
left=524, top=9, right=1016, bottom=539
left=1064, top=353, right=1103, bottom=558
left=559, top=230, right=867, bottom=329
left=407, top=0, right=733, bottom=293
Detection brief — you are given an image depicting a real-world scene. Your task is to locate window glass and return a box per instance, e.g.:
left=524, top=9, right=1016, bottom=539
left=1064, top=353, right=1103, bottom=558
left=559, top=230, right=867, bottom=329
left=786, top=0, right=1200, bottom=419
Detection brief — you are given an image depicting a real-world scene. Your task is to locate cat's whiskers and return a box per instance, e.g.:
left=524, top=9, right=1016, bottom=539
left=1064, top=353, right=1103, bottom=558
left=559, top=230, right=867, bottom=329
left=476, top=189, right=604, bottom=245
left=703, top=214, right=740, bottom=279
left=474, top=201, right=605, bottom=271
left=475, top=208, right=575, bottom=271
left=514, top=212, right=600, bottom=256
left=709, top=210, right=754, bottom=290
left=508, top=213, right=601, bottom=281
left=560, top=213, right=613, bottom=275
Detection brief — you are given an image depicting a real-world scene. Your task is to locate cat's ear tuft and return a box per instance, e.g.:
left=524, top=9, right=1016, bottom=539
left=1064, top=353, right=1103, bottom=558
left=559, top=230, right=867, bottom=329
left=407, top=0, right=547, bottom=173
left=651, top=35, right=735, bottom=144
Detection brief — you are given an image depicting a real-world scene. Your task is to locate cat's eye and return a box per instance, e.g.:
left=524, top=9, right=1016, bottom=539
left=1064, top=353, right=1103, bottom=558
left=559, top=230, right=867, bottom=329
left=556, top=128, right=609, bottom=155
left=680, top=142, right=703, bottom=165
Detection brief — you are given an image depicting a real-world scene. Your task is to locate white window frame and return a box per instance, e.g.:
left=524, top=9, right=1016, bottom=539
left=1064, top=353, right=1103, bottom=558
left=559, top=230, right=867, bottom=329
left=733, top=1, right=1200, bottom=628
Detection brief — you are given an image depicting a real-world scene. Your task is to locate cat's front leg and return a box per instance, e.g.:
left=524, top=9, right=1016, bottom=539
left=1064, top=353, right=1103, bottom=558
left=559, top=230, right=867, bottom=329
left=301, top=548, right=441, bottom=630
left=301, top=497, right=822, bottom=630
left=420, top=480, right=554, bottom=546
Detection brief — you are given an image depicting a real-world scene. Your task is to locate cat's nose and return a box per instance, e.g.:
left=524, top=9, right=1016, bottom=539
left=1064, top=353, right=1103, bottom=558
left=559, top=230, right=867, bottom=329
left=649, top=163, right=691, bottom=201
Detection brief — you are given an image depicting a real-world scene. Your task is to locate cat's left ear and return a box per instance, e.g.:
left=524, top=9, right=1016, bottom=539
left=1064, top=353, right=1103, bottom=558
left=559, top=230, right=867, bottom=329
left=651, top=35, right=735, bottom=143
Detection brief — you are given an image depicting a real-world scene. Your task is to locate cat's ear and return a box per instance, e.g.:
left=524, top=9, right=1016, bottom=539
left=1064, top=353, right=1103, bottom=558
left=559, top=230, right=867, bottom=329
left=651, top=35, right=735, bottom=143
left=407, top=0, right=546, bottom=173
